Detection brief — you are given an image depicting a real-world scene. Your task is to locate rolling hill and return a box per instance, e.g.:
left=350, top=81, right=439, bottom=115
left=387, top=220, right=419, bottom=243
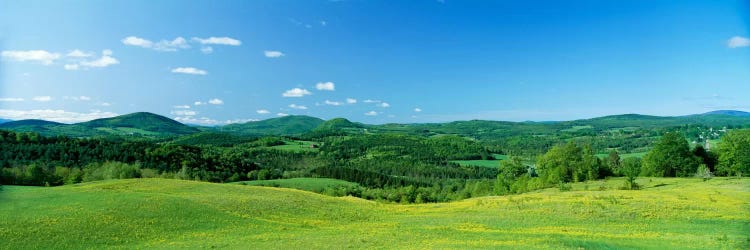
left=217, top=115, right=325, bottom=136
left=0, top=112, right=198, bottom=137
left=1, top=178, right=747, bottom=249
left=2, top=110, right=750, bottom=141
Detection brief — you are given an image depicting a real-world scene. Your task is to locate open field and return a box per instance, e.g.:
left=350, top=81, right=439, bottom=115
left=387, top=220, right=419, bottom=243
left=268, top=140, right=320, bottom=152
left=451, top=154, right=508, bottom=168
left=1, top=177, right=747, bottom=249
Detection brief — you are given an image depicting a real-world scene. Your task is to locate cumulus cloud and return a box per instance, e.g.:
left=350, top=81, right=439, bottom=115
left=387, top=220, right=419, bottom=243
left=346, top=98, right=357, bottom=104
left=363, top=99, right=381, bottom=103
left=414, top=108, right=422, bottom=112
left=282, top=88, right=312, bottom=97
left=66, top=49, right=93, bottom=58
left=32, top=96, right=52, bottom=102
left=1, top=50, right=60, bottom=65
left=172, top=67, right=207, bottom=75
left=0, top=109, right=117, bottom=123
left=79, top=50, right=119, bottom=68
left=122, top=36, right=190, bottom=51
left=364, top=111, right=378, bottom=116
left=324, top=100, right=342, bottom=106
left=122, top=36, right=154, bottom=48
left=173, top=105, right=191, bottom=109
left=264, top=50, right=285, bottom=58
left=289, top=104, right=308, bottom=110
left=315, top=82, right=335, bottom=91
left=192, top=37, right=242, bottom=46
left=256, top=109, right=270, bottom=114
left=0, top=98, right=24, bottom=102
left=728, top=36, right=750, bottom=48
left=194, top=101, right=205, bottom=106
left=277, top=113, right=289, bottom=117
left=208, top=98, right=223, bottom=105
left=201, top=46, right=213, bottom=54
left=171, top=110, right=197, bottom=116
left=377, top=102, right=390, bottom=108
left=152, top=37, right=190, bottom=52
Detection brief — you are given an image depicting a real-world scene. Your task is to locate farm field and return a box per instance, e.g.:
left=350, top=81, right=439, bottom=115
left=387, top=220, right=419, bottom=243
left=1, top=177, right=747, bottom=249
left=450, top=154, right=508, bottom=168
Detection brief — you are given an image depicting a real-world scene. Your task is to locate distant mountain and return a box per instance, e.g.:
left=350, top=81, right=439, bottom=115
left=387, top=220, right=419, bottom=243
left=0, top=119, right=12, bottom=124
left=315, top=118, right=365, bottom=131
left=217, top=115, right=325, bottom=136
left=79, top=112, right=199, bottom=135
left=701, top=110, right=750, bottom=117
left=0, top=112, right=198, bottom=137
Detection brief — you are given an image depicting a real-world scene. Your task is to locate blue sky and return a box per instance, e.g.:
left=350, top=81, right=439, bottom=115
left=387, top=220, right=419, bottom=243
left=1, top=0, right=749, bottom=124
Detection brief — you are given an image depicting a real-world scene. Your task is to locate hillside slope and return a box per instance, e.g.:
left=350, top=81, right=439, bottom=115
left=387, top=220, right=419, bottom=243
left=217, top=115, right=325, bottom=135
left=0, top=112, right=199, bottom=137
left=1, top=178, right=747, bottom=249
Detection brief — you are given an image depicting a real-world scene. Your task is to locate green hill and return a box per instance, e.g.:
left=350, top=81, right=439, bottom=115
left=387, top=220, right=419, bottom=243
left=315, top=118, right=364, bottom=131
left=1, top=178, right=747, bottom=249
left=0, top=112, right=199, bottom=138
left=218, top=115, right=325, bottom=136
left=79, top=112, right=199, bottom=135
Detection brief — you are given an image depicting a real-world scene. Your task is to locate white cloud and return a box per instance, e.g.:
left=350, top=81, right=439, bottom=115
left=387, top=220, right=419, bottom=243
left=173, top=105, right=191, bottom=109
left=346, top=98, right=357, bottom=104
left=32, top=96, right=52, bottom=102
left=282, top=88, right=312, bottom=97
left=79, top=50, right=119, bottom=68
left=122, top=36, right=190, bottom=51
left=264, top=50, right=285, bottom=58
left=256, top=109, right=270, bottom=114
left=172, top=67, right=207, bottom=75
left=364, top=111, right=378, bottom=116
left=277, top=113, right=289, bottom=117
left=363, top=99, right=381, bottom=103
left=122, top=36, right=154, bottom=48
left=192, top=37, right=242, bottom=46
left=98, top=102, right=112, bottom=107
left=194, top=101, right=205, bottom=106
left=377, top=102, right=390, bottom=108
left=64, top=64, right=80, bottom=70
left=1, top=50, right=60, bottom=65
left=315, top=82, right=335, bottom=91
left=414, top=108, right=422, bottom=112
left=0, top=98, right=24, bottom=102
left=201, top=46, right=213, bottom=54
left=0, top=109, right=118, bottom=123
left=289, top=104, right=308, bottom=110
left=324, top=100, right=342, bottom=106
left=66, top=49, right=93, bottom=58
left=208, top=98, right=223, bottom=105
left=64, top=96, right=91, bottom=101
left=174, top=116, right=220, bottom=125
left=171, top=110, right=197, bottom=116
left=728, top=36, right=750, bottom=48
left=174, top=117, right=256, bottom=126
left=154, top=37, right=190, bottom=51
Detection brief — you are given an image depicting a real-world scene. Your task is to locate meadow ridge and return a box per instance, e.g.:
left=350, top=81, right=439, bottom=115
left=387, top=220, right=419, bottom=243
left=1, top=177, right=747, bottom=249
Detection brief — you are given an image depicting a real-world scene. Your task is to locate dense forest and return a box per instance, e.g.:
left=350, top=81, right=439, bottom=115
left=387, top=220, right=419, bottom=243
left=2, top=124, right=749, bottom=203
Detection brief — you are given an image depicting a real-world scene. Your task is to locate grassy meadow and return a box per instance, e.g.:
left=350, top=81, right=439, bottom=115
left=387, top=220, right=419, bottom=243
left=1, top=177, right=747, bottom=249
